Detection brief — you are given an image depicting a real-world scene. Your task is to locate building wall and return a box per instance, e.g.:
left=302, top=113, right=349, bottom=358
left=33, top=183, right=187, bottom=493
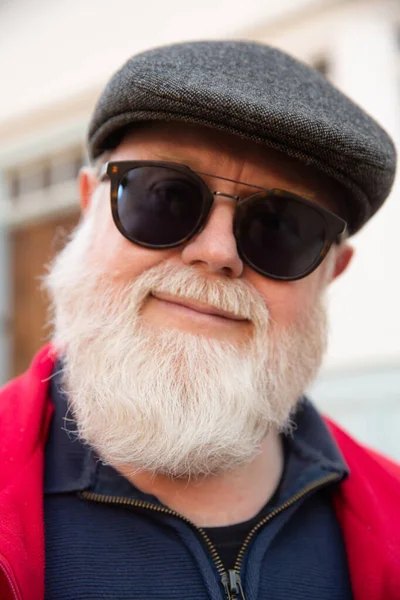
left=0, top=0, right=338, bottom=128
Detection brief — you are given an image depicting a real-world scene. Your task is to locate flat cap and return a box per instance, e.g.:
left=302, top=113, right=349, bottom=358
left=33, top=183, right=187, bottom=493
left=88, top=40, right=397, bottom=234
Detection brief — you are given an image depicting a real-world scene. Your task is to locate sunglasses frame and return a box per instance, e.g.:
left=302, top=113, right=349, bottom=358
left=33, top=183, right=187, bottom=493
left=100, top=160, right=348, bottom=281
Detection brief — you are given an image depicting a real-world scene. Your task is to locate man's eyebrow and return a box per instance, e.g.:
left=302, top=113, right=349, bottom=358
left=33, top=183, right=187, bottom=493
left=150, top=153, right=208, bottom=172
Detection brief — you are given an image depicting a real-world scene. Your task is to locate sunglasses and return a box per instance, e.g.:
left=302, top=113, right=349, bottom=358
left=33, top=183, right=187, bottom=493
left=100, top=160, right=347, bottom=281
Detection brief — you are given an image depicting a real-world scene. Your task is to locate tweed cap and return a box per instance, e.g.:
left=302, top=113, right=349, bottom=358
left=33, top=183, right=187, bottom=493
left=88, top=40, right=397, bottom=234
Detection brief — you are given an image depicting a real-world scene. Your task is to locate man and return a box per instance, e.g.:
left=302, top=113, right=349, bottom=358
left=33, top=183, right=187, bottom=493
left=0, top=41, right=399, bottom=600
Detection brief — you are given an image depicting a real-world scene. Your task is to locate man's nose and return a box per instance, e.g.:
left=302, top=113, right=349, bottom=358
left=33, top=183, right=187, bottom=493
left=180, top=198, right=244, bottom=278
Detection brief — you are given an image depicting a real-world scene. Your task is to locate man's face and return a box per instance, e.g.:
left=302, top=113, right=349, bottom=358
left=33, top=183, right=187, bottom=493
left=84, top=122, right=345, bottom=337
left=46, top=122, right=352, bottom=478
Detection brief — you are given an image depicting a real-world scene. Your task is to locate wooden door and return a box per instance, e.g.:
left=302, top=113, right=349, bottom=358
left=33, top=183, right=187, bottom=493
left=11, top=211, right=80, bottom=377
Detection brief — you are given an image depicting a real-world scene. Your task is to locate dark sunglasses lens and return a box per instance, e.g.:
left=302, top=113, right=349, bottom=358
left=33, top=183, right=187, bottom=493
left=238, top=195, right=327, bottom=279
left=116, top=166, right=205, bottom=246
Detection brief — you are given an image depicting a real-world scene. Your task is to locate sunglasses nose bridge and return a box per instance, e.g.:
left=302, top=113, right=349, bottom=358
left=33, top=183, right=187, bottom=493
left=213, top=191, right=241, bottom=202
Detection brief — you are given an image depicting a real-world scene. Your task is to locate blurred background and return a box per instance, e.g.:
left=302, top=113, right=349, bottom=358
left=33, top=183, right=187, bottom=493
left=0, top=0, right=399, bottom=458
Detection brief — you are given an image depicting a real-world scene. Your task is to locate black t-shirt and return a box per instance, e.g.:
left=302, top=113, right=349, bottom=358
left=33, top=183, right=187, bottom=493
left=202, top=450, right=287, bottom=570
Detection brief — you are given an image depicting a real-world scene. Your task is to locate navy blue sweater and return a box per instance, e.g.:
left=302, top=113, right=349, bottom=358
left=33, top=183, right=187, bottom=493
left=44, top=368, right=353, bottom=599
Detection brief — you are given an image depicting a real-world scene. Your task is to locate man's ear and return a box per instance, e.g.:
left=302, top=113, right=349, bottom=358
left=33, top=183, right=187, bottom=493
left=79, top=167, right=99, bottom=213
left=331, top=243, right=354, bottom=281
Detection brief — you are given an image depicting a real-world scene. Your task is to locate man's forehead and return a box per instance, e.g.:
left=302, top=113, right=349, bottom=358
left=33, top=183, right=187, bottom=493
left=112, top=121, right=345, bottom=212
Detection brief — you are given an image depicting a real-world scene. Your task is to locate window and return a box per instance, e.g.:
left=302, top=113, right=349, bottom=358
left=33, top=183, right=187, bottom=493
left=310, top=366, right=400, bottom=461
left=6, top=147, right=87, bottom=203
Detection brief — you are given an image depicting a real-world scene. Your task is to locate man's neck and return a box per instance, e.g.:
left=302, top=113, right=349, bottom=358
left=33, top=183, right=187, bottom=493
left=115, top=432, right=284, bottom=527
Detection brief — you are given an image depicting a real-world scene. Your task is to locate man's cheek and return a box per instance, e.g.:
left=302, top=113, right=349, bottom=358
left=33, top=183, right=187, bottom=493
left=254, top=286, right=309, bottom=328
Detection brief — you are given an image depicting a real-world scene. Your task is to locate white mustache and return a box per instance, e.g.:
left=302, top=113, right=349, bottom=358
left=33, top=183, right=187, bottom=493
left=130, top=262, right=270, bottom=327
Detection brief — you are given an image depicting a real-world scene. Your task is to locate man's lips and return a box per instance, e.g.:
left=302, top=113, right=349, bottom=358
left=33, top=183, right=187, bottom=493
left=151, top=292, right=248, bottom=322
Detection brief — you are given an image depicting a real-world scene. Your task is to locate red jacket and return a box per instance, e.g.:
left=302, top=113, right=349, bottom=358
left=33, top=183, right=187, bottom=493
left=0, top=345, right=400, bottom=600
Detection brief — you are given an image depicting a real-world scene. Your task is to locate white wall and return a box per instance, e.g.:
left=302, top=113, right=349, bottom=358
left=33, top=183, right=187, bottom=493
left=323, top=4, right=400, bottom=371
left=0, top=0, right=331, bottom=125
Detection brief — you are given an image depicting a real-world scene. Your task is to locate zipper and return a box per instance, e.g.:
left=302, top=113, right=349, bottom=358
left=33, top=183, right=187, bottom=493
left=232, top=472, right=340, bottom=574
left=221, top=570, right=247, bottom=600
left=81, top=472, right=339, bottom=600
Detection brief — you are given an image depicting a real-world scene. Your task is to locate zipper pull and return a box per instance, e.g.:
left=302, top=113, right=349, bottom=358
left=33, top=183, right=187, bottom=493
left=221, top=570, right=247, bottom=600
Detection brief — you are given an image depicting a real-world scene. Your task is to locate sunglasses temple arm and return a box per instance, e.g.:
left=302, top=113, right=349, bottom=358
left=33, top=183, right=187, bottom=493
left=98, top=163, right=110, bottom=182
left=336, top=226, right=349, bottom=244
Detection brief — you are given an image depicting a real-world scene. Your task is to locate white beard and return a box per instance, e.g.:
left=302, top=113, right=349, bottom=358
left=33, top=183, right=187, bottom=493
left=44, top=209, right=328, bottom=478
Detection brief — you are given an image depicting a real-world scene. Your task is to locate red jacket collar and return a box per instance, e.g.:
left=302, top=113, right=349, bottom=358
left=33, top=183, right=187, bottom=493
left=0, top=345, right=399, bottom=600
left=327, top=419, right=400, bottom=599
left=0, top=345, right=55, bottom=600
